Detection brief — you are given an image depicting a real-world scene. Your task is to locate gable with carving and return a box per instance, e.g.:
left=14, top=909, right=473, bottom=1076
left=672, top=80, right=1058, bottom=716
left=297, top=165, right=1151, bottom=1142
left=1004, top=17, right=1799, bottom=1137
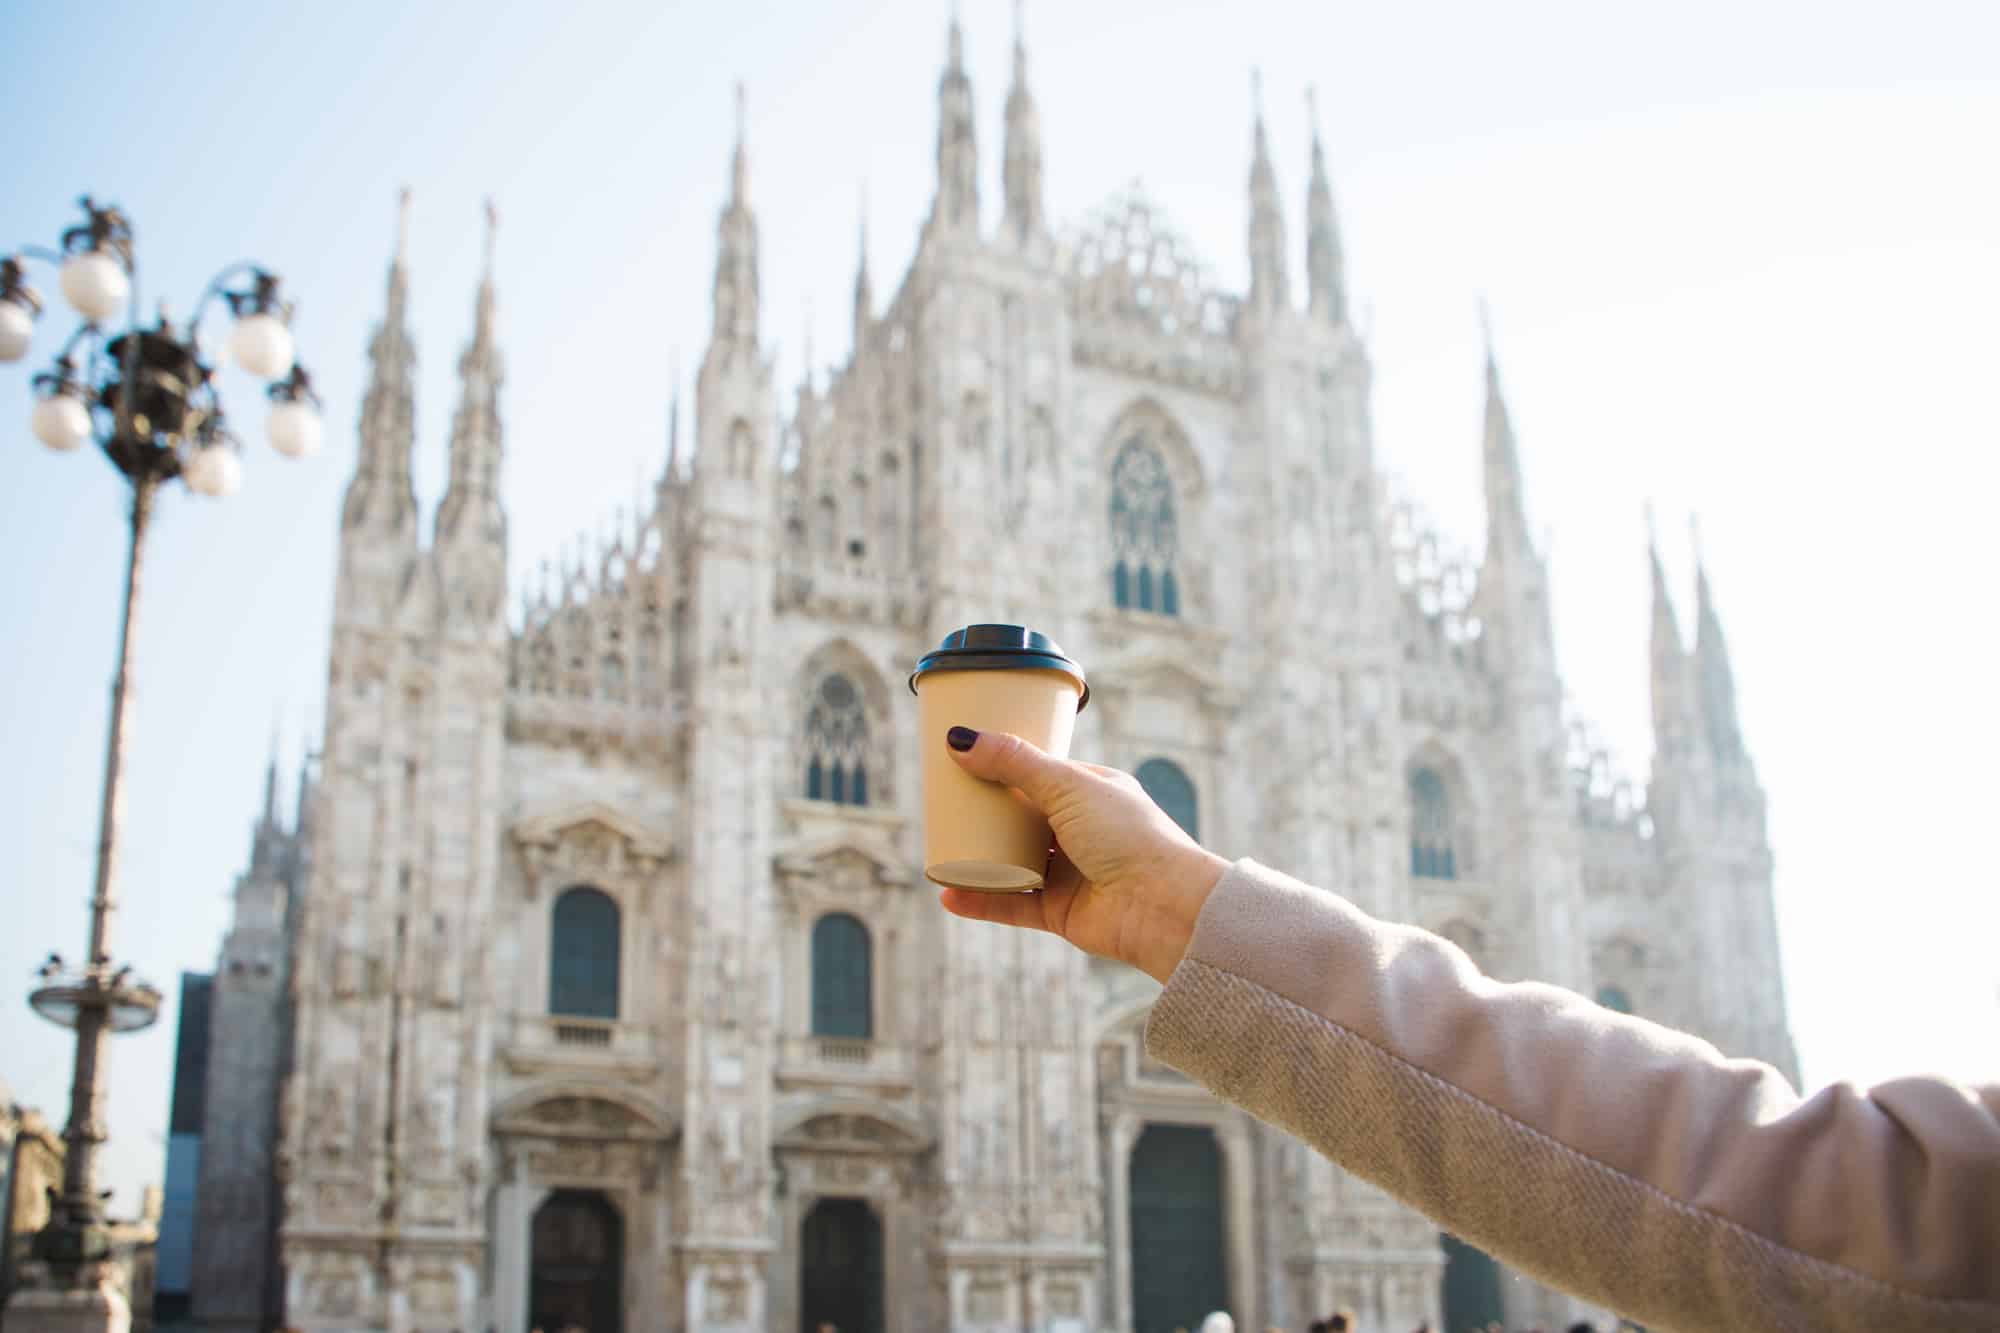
left=491, top=1087, right=677, bottom=1144
left=1066, top=189, right=1243, bottom=393
left=511, top=802, right=672, bottom=899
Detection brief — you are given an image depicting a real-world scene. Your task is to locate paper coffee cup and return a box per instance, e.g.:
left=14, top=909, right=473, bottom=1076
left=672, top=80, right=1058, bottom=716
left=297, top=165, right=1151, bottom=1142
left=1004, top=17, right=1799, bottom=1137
left=909, top=625, right=1089, bottom=892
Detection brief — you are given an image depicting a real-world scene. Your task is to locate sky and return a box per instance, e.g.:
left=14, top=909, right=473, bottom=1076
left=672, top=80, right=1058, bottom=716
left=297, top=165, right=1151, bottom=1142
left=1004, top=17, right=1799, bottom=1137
left=1, top=0, right=1995, bottom=1213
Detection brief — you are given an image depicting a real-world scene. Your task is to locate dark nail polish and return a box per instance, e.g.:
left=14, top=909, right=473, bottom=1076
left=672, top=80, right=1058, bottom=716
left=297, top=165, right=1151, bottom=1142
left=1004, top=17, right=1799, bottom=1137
left=947, top=726, right=978, bottom=752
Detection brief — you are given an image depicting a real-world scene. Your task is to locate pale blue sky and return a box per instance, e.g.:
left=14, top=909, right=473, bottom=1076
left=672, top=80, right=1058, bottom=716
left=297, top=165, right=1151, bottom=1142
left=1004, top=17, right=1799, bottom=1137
left=2, top=0, right=1995, bottom=1211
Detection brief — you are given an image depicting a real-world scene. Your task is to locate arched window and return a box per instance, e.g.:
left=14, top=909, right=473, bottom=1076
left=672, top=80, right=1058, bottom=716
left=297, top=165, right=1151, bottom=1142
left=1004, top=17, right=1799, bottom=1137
left=550, top=887, right=620, bottom=1019
left=1136, top=758, right=1199, bottom=840
left=811, top=913, right=872, bottom=1039
left=813, top=494, right=838, bottom=558
left=805, top=672, right=870, bottom=806
left=877, top=453, right=902, bottom=568
left=848, top=474, right=869, bottom=560
left=1596, top=985, right=1634, bottom=1015
left=1411, top=767, right=1456, bottom=880
left=1109, top=438, right=1179, bottom=616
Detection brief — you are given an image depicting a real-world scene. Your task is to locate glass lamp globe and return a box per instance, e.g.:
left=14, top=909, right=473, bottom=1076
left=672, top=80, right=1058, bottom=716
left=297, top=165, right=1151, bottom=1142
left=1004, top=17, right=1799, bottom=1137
left=31, top=393, right=91, bottom=451
left=267, top=399, right=322, bottom=458
left=0, top=297, right=34, bottom=363
left=183, top=443, right=242, bottom=498
left=229, top=313, right=294, bottom=380
left=59, top=250, right=130, bottom=324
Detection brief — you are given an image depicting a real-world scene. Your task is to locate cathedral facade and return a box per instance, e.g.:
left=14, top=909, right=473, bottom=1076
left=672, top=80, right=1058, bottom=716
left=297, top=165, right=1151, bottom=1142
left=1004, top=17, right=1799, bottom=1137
left=192, top=14, right=1798, bottom=1333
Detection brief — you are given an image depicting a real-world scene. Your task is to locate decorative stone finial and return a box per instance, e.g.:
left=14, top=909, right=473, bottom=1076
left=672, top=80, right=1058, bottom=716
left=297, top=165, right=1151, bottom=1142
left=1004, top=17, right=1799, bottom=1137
left=730, top=81, right=750, bottom=205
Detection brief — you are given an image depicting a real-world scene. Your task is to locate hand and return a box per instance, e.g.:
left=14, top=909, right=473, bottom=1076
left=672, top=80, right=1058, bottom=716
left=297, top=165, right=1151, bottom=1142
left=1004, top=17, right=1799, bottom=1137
left=937, top=727, right=1228, bottom=984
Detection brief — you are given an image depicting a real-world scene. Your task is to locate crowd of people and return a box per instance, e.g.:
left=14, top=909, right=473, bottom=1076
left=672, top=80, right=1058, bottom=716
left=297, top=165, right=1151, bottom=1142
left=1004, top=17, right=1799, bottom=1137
left=1178, top=1315, right=1632, bottom=1333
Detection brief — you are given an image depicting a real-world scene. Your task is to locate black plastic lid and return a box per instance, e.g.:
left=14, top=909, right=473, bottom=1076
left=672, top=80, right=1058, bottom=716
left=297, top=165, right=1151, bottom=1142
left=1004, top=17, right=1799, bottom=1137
left=908, top=624, right=1089, bottom=709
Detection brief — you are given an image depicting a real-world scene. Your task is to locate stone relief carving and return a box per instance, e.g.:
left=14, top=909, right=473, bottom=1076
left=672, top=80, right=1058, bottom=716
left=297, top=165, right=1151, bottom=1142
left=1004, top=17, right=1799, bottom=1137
left=409, top=1271, right=456, bottom=1313
left=522, top=1094, right=647, bottom=1136
left=968, top=1280, right=1008, bottom=1322
left=704, top=1277, right=747, bottom=1320
left=538, top=1141, right=600, bottom=1178
left=299, top=1257, right=363, bottom=1318
left=408, top=1184, right=458, bottom=1226
left=311, top=1180, right=371, bottom=1222
left=512, top=807, right=671, bottom=902
left=305, top=1069, right=356, bottom=1162
left=408, top=1080, right=454, bottom=1158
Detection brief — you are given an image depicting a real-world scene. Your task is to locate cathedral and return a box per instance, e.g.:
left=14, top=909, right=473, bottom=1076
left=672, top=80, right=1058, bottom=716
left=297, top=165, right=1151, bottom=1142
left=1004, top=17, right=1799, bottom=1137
left=177, top=12, right=1797, bottom=1333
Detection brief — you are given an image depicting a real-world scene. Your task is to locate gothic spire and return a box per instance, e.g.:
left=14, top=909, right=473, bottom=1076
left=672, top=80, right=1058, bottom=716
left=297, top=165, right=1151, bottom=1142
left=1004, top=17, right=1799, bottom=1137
left=799, top=301, right=816, bottom=399
left=1001, top=0, right=1045, bottom=243
left=709, top=82, right=761, bottom=357
left=474, top=197, right=497, bottom=344
left=1247, top=70, right=1290, bottom=313
left=1304, top=86, right=1346, bottom=324
left=1648, top=509, right=1696, bottom=759
left=293, top=744, right=315, bottom=837
left=928, top=10, right=980, bottom=237
left=248, top=724, right=284, bottom=874
left=664, top=352, right=684, bottom=484
left=852, top=186, right=873, bottom=353
left=1480, top=311, right=1532, bottom=559
left=342, top=188, right=418, bottom=534
left=261, top=725, right=281, bottom=831
left=1692, top=518, right=1746, bottom=759
left=436, top=199, right=507, bottom=549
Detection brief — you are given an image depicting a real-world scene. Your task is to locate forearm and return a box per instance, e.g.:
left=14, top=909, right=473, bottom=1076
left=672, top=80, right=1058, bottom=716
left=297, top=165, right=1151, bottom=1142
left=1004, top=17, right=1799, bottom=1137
left=1144, top=859, right=2000, bottom=1333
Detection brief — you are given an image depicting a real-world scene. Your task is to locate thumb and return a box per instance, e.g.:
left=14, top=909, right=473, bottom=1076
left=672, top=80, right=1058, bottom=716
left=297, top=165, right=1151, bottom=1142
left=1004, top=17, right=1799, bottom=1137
left=946, top=727, right=1067, bottom=807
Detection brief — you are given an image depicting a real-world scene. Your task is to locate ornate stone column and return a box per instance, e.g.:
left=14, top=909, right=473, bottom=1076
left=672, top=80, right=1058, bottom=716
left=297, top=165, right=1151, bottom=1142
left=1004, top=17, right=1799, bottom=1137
left=490, top=1151, right=541, bottom=1333
left=1103, top=1113, right=1139, bottom=1333
left=1218, top=1123, right=1259, bottom=1332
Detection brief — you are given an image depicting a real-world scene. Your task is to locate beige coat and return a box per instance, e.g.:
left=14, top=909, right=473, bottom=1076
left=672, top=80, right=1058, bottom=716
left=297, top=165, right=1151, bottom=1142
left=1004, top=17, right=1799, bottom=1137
left=1144, top=860, right=2000, bottom=1333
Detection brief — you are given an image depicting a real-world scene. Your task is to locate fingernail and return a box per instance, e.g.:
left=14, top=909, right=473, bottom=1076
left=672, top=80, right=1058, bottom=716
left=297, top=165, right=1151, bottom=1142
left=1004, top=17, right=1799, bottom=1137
left=947, top=726, right=978, bottom=752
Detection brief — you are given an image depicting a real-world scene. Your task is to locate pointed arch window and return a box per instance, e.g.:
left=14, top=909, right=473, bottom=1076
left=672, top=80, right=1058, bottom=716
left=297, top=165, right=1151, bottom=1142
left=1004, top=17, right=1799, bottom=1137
left=1136, top=758, right=1199, bottom=841
left=550, top=886, right=621, bottom=1019
left=1411, top=768, right=1456, bottom=880
left=811, top=912, right=872, bottom=1039
left=813, top=494, right=838, bottom=558
left=1110, top=438, right=1180, bottom=616
left=805, top=672, right=870, bottom=806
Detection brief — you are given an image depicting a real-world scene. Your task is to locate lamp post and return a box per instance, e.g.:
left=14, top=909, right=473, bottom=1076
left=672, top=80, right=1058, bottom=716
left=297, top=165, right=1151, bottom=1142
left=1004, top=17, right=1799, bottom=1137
left=1, top=196, right=318, bottom=1323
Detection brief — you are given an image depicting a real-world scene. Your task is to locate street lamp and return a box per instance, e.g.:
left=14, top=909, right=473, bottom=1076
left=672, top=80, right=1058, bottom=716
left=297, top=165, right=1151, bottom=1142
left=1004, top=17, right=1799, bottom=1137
left=1, top=195, right=319, bottom=1295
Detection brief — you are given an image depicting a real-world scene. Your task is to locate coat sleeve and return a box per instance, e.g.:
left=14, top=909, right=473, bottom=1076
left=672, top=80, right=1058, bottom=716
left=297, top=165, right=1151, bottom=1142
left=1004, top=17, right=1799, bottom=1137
left=1143, top=859, right=2000, bottom=1333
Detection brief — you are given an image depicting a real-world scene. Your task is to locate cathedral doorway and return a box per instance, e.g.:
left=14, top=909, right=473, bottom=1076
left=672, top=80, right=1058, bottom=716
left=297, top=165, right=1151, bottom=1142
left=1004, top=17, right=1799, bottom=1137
left=799, top=1196, right=884, bottom=1333
left=529, top=1190, right=622, bottom=1333
left=1129, top=1124, right=1228, bottom=1333
left=1441, top=1232, right=1505, bottom=1331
